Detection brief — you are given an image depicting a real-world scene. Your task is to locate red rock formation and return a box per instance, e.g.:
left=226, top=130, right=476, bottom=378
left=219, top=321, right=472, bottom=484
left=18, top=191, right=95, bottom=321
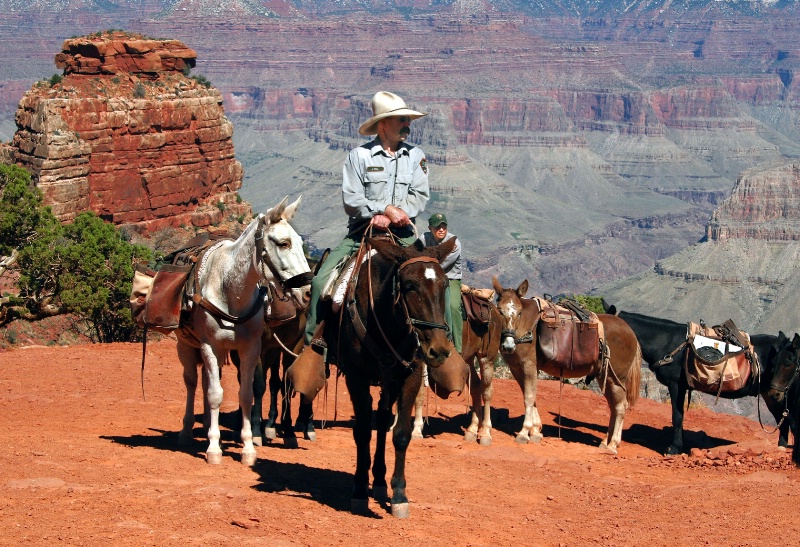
left=7, top=31, right=249, bottom=231
left=706, top=162, right=800, bottom=241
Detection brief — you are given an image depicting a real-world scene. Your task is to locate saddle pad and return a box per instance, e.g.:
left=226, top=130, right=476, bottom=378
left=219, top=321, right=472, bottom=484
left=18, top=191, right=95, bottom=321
left=331, top=249, right=376, bottom=314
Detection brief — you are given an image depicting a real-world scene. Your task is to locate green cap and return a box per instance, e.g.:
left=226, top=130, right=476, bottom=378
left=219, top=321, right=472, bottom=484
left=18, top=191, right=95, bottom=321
left=428, top=213, right=447, bottom=227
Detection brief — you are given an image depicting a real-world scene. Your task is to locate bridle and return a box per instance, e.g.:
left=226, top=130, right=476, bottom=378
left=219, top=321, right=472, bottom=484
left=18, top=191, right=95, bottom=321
left=193, top=220, right=311, bottom=324
left=365, top=252, right=449, bottom=368
left=758, top=343, right=800, bottom=433
left=769, top=351, right=800, bottom=396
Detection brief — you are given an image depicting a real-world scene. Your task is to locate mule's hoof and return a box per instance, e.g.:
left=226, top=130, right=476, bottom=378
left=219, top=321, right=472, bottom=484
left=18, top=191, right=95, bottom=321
left=778, top=445, right=787, bottom=452
left=283, top=436, right=299, bottom=449
left=600, top=445, right=618, bottom=455
left=206, top=451, right=223, bottom=465
left=479, top=435, right=493, bottom=447
left=411, top=430, right=423, bottom=440
left=264, top=427, right=277, bottom=441
left=241, top=451, right=257, bottom=467
left=177, top=433, right=192, bottom=448
left=351, top=498, right=369, bottom=515
left=391, top=502, right=410, bottom=519
left=531, top=434, right=543, bottom=444
left=253, top=436, right=263, bottom=447
left=372, top=485, right=388, bottom=501
left=665, top=445, right=682, bottom=456
left=463, top=431, right=477, bottom=443
left=304, top=429, right=317, bottom=442
left=515, top=434, right=529, bottom=444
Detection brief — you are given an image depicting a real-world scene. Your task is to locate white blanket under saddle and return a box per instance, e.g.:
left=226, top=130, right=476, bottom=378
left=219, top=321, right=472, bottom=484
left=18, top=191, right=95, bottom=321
left=328, top=249, right=376, bottom=313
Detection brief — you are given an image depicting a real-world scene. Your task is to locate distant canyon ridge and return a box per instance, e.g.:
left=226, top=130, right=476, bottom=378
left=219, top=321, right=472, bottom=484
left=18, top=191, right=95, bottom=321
left=2, top=1, right=800, bottom=333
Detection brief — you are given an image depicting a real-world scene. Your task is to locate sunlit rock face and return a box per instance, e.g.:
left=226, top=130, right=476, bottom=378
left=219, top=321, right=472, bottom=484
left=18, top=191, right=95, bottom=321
left=8, top=31, right=249, bottom=231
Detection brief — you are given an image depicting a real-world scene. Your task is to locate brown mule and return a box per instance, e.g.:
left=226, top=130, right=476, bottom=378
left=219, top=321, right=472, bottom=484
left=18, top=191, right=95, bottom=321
left=412, top=298, right=502, bottom=446
left=492, top=277, right=642, bottom=454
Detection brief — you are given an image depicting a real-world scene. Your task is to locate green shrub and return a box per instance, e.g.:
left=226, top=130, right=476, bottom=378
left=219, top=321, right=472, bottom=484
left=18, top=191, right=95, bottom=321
left=49, top=74, right=62, bottom=87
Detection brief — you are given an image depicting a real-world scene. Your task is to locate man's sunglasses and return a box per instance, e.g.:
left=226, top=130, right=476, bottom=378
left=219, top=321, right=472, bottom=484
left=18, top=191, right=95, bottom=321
left=392, top=116, right=411, bottom=123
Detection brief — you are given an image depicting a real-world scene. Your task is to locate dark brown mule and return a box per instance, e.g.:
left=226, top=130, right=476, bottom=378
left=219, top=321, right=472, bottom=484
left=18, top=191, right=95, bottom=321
left=412, top=300, right=502, bottom=445
left=323, top=236, right=457, bottom=518
left=492, top=278, right=642, bottom=454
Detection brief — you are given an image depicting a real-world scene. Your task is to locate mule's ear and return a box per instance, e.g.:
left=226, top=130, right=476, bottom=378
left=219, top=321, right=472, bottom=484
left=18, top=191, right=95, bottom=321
left=432, top=237, right=456, bottom=262
left=411, top=238, right=425, bottom=252
left=267, top=196, right=289, bottom=223
left=601, top=298, right=615, bottom=314
left=368, top=237, right=405, bottom=263
left=491, top=276, right=504, bottom=295
left=793, top=332, right=800, bottom=347
left=516, top=279, right=529, bottom=298
left=283, top=196, right=302, bottom=222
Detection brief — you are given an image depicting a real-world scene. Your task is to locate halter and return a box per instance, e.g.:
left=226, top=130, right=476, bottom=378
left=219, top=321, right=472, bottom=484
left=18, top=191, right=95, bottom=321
left=497, top=291, right=534, bottom=345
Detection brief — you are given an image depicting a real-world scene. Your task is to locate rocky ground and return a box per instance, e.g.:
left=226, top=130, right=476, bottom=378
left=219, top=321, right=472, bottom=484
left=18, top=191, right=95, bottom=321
left=1, top=339, right=798, bottom=546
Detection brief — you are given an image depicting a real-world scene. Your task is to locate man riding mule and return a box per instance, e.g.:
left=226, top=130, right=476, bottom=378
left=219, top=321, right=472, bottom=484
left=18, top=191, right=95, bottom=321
left=290, top=91, right=432, bottom=399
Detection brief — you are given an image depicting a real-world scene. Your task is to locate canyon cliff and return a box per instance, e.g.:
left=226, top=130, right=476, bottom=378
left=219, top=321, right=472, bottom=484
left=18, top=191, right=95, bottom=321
left=1, top=2, right=800, bottom=326
left=3, top=31, right=249, bottom=231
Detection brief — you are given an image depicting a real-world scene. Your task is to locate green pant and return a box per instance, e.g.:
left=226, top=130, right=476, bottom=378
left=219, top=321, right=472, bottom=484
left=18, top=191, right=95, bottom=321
left=445, top=279, right=463, bottom=354
left=305, top=231, right=418, bottom=344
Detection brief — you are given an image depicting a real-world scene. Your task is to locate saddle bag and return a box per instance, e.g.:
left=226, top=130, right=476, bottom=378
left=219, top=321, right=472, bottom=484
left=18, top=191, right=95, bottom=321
left=684, top=321, right=754, bottom=394
left=461, top=290, right=493, bottom=324
left=536, top=301, right=600, bottom=370
left=134, top=263, right=193, bottom=332
left=264, top=281, right=299, bottom=326
left=130, top=233, right=229, bottom=333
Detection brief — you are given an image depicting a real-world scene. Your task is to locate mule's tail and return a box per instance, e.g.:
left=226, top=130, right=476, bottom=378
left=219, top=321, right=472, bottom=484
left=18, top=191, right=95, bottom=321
left=626, top=342, right=642, bottom=408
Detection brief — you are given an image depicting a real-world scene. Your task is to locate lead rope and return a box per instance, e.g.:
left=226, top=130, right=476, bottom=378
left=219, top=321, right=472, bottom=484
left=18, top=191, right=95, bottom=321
left=140, top=325, right=148, bottom=402
left=757, top=393, right=789, bottom=434
left=558, top=366, right=563, bottom=439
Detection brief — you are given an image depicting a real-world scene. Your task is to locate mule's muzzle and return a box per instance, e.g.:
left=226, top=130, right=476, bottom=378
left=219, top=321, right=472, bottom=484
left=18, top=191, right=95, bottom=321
left=768, top=388, right=786, bottom=403
left=423, top=337, right=452, bottom=367
left=500, top=329, right=517, bottom=353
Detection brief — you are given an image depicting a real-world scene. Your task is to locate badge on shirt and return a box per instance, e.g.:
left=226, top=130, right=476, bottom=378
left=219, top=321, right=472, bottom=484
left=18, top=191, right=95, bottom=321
left=420, top=158, right=428, bottom=174
left=366, top=166, right=384, bottom=172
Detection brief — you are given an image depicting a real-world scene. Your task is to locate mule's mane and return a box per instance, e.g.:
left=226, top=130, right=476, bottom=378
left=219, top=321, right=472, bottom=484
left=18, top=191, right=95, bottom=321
left=619, top=309, right=683, bottom=329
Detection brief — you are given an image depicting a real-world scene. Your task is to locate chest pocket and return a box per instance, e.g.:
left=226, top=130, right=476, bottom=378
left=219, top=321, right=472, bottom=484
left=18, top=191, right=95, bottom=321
left=364, top=170, right=389, bottom=200
left=392, top=173, right=412, bottom=202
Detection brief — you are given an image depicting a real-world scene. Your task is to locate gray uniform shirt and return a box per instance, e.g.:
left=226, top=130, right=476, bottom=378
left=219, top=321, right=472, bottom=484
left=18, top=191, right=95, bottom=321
left=342, top=138, right=430, bottom=233
left=421, top=231, right=462, bottom=280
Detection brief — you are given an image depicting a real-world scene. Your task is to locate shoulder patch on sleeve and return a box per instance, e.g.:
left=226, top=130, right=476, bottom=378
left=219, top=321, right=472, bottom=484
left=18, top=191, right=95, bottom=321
left=420, top=158, right=428, bottom=174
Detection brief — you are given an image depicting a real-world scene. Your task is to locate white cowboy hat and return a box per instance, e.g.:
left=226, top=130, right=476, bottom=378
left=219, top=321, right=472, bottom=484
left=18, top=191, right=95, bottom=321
left=358, top=91, right=427, bottom=136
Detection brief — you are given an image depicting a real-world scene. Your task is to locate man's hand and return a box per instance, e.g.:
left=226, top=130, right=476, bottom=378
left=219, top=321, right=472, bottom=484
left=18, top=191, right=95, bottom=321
left=383, top=205, right=411, bottom=227
left=370, top=214, right=391, bottom=230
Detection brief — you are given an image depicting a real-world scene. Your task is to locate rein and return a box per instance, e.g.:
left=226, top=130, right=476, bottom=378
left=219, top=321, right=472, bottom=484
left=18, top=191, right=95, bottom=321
left=366, top=251, right=447, bottom=368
